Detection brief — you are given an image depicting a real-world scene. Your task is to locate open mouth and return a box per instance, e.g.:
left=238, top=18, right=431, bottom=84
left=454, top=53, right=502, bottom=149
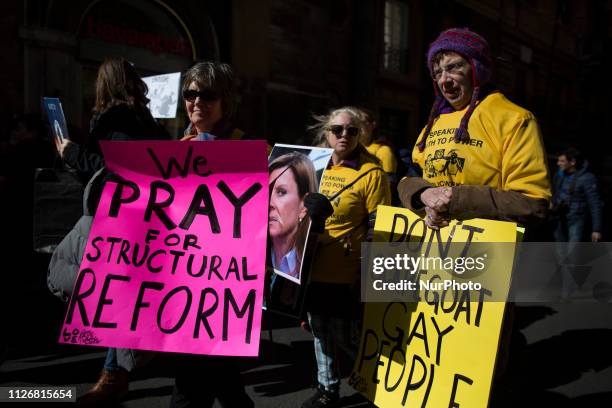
left=443, top=87, right=460, bottom=98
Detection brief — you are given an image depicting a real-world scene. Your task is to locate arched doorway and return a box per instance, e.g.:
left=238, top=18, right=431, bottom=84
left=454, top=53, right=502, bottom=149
left=76, top=0, right=202, bottom=137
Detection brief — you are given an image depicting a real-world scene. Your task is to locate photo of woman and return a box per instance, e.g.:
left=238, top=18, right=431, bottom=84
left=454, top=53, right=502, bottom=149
left=269, top=152, right=317, bottom=283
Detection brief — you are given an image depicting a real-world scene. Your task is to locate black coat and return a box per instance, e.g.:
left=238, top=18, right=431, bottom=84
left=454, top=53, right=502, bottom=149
left=63, top=104, right=169, bottom=176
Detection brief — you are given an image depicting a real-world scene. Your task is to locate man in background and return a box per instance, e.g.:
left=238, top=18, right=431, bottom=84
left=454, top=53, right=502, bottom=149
left=552, top=147, right=603, bottom=242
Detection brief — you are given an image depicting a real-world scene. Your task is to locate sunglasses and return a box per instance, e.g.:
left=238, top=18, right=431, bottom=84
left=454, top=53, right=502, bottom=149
left=327, top=125, right=359, bottom=137
left=182, top=89, right=219, bottom=102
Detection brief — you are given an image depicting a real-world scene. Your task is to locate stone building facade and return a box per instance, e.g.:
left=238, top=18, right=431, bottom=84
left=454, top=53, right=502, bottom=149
left=2, top=0, right=610, bottom=153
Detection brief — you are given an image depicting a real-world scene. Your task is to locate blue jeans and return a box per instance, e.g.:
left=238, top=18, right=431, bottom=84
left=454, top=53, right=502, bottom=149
left=307, top=313, right=359, bottom=391
left=554, top=216, right=587, bottom=299
left=554, top=215, right=585, bottom=243
left=103, top=348, right=119, bottom=371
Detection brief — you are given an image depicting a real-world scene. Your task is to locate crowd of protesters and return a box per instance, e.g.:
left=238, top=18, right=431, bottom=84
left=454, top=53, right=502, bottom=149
left=0, top=26, right=606, bottom=408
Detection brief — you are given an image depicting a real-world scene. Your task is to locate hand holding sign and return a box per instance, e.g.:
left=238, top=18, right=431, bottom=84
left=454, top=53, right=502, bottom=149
left=304, top=193, right=333, bottom=234
left=54, top=138, right=72, bottom=159
left=421, top=187, right=452, bottom=211
left=424, top=205, right=450, bottom=230
left=421, top=187, right=452, bottom=229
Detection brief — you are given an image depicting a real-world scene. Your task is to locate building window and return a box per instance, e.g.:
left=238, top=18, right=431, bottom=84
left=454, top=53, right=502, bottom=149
left=383, top=0, right=409, bottom=73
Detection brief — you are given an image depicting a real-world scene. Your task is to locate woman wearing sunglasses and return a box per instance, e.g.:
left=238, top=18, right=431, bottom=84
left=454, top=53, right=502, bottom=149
left=166, top=61, right=256, bottom=408
left=180, top=62, right=244, bottom=141
left=302, top=107, right=391, bottom=408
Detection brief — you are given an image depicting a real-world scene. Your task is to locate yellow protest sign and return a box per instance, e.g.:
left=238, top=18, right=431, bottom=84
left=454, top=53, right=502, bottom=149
left=350, top=205, right=519, bottom=407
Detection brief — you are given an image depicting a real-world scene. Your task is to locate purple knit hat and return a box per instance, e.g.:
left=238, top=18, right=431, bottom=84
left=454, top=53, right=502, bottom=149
left=418, top=28, right=493, bottom=152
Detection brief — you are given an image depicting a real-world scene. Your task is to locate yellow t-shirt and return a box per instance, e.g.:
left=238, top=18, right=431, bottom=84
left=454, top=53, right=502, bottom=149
left=365, top=142, right=397, bottom=174
left=311, top=155, right=391, bottom=284
left=412, top=92, right=551, bottom=200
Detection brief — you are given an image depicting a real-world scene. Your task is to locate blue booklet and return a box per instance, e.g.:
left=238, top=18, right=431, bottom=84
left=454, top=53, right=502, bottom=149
left=43, top=97, right=69, bottom=142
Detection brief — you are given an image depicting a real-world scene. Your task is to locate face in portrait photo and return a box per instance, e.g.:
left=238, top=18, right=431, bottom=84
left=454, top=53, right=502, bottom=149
left=268, top=152, right=318, bottom=283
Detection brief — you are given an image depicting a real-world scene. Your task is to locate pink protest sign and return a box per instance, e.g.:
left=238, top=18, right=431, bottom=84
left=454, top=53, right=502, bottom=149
left=59, top=140, right=268, bottom=356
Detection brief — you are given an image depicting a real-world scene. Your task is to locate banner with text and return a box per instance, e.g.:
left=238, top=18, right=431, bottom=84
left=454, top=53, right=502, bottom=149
left=350, top=205, right=519, bottom=407
left=60, top=140, right=268, bottom=356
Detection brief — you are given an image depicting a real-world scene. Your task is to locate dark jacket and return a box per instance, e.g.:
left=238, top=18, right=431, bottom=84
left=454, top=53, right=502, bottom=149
left=63, top=104, right=168, bottom=176
left=552, top=162, right=603, bottom=232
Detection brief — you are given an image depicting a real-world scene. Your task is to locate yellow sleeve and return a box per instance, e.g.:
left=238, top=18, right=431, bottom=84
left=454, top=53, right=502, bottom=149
left=374, top=145, right=398, bottom=174
left=363, top=168, right=392, bottom=213
left=501, top=116, right=551, bottom=200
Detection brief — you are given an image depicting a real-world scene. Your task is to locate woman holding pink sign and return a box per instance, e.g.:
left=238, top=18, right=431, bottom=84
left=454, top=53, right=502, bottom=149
left=179, top=61, right=245, bottom=142
left=171, top=61, right=255, bottom=408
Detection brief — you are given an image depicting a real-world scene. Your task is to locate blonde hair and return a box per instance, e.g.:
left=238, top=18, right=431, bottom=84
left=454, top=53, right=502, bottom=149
left=309, top=106, right=366, bottom=148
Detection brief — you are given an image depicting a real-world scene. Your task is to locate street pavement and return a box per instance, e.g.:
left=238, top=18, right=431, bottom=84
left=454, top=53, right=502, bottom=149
left=1, top=286, right=611, bottom=407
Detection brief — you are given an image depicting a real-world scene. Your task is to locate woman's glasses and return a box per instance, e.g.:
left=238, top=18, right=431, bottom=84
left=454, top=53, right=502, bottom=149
left=327, top=125, right=359, bottom=137
left=182, top=89, right=219, bottom=102
left=431, top=60, right=467, bottom=80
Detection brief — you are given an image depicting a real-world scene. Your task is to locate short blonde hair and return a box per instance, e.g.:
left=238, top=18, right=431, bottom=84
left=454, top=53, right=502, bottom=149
left=309, top=106, right=366, bottom=147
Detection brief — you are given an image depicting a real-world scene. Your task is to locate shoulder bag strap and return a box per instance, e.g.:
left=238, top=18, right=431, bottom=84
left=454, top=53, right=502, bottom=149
left=326, top=167, right=383, bottom=201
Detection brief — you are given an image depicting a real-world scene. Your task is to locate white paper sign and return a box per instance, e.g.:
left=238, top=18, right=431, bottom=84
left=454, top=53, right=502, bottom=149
left=143, top=72, right=181, bottom=119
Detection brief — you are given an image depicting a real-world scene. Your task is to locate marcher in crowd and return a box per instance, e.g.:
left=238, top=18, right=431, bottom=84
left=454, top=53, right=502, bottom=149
left=51, top=57, right=169, bottom=407
left=302, top=107, right=391, bottom=408
left=180, top=62, right=244, bottom=142
left=358, top=108, right=398, bottom=183
left=398, top=28, right=550, bottom=228
left=178, top=61, right=334, bottom=407
left=56, top=58, right=168, bottom=176
left=396, top=27, right=551, bottom=378
left=170, top=61, right=255, bottom=408
left=552, top=148, right=603, bottom=242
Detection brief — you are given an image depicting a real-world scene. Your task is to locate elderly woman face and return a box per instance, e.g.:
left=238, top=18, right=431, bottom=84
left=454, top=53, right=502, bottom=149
left=269, top=167, right=307, bottom=240
left=184, top=81, right=223, bottom=133
left=432, top=52, right=473, bottom=110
